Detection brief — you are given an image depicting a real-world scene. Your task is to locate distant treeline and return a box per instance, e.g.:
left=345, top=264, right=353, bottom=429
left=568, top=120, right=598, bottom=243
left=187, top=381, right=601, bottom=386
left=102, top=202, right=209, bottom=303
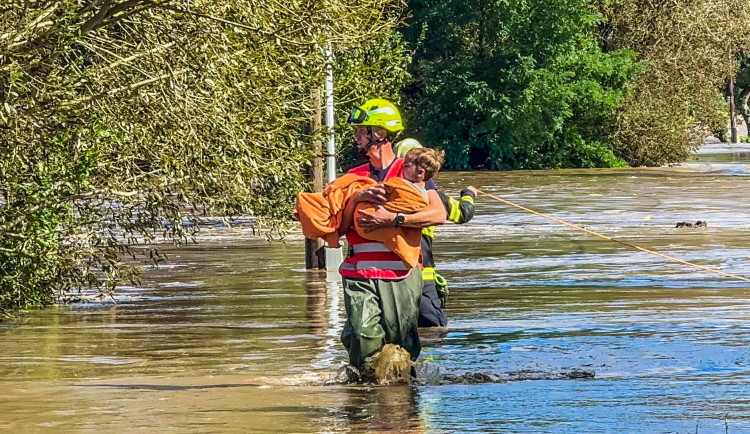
left=1, top=0, right=749, bottom=311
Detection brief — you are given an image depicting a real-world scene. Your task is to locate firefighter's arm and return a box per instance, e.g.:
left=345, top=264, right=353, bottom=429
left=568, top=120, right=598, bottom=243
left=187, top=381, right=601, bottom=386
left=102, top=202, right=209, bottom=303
left=447, top=186, right=477, bottom=224
left=356, top=189, right=446, bottom=232
left=400, top=189, right=447, bottom=228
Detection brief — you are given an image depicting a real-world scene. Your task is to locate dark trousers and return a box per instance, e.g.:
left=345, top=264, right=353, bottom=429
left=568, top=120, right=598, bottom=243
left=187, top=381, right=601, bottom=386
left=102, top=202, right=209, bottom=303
left=418, top=280, right=447, bottom=327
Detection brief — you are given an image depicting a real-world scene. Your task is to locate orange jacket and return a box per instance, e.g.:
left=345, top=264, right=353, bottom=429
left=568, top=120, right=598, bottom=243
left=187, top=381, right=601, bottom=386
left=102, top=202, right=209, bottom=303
left=295, top=175, right=429, bottom=267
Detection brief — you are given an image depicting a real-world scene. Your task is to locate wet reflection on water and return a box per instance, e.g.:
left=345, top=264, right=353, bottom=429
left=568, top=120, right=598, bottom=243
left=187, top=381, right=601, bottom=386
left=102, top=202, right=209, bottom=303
left=2, top=143, right=750, bottom=432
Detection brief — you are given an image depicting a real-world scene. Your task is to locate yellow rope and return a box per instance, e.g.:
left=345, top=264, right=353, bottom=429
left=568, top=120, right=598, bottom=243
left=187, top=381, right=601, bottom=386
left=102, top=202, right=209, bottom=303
left=477, top=189, right=750, bottom=284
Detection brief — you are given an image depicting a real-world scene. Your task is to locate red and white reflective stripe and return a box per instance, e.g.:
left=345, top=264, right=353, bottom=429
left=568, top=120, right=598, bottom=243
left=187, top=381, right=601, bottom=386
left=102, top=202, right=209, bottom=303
left=340, top=260, right=409, bottom=272
left=351, top=243, right=393, bottom=254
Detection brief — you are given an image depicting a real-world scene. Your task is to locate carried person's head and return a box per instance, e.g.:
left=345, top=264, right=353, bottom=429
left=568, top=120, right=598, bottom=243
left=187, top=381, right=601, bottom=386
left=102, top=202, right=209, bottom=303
left=347, top=98, right=404, bottom=159
left=403, top=147, right=444, bottom=184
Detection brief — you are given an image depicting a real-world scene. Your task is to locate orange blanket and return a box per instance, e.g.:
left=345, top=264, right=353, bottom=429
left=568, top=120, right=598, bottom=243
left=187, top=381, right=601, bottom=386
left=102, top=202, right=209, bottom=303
left=295, top=174, right=375, bottom=246
left=295, top=175, right=429, bottom=267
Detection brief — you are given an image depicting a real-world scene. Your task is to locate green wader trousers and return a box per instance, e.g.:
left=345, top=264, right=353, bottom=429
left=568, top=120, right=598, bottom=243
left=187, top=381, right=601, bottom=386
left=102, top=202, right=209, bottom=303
left=340, top=267, right=422, bottom=369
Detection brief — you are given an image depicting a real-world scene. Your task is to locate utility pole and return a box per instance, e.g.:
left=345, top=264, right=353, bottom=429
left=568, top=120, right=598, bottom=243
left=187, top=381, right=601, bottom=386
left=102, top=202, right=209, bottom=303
left=305, top=90, right=325, bottom=270
left=325, top=45, right=336, bottom=184
left=304, top=45, right=342, bottom=271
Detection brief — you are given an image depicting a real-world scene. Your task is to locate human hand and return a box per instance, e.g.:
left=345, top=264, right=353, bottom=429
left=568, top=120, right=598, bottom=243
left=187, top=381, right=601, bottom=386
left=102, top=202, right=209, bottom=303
left=356, top=206, right=396, bottom=233
left=355, top=185, right=388, bottom=205
left=466, top=186, right=478, bottom=196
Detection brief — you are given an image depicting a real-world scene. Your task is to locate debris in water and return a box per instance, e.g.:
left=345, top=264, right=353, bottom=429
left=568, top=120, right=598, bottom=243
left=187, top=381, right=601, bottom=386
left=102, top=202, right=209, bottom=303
left=416, top=367, right=595, bottom=385
left=675, top=220, right=707, bottom=228
left=331, top=359, right=595, bottom=386
left=363, top=344, right=415, bottom=385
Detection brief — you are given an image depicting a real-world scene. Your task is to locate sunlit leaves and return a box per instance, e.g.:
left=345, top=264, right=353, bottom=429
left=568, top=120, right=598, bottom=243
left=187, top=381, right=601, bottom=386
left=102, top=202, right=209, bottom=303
left=0, top=0, right=406, bottom=312
left=600, top=0, right=750, bottom=165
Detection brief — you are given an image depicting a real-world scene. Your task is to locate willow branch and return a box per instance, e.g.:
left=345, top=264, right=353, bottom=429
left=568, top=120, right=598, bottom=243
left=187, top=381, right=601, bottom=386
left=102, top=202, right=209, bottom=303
left=60, top=68, right=189, bottom=108
left=79, top=0, right=114, bottom=36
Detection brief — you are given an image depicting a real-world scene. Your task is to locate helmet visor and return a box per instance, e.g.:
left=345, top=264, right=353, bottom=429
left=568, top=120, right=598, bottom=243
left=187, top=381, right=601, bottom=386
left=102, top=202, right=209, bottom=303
left=347, top=106, right=369, bottom=124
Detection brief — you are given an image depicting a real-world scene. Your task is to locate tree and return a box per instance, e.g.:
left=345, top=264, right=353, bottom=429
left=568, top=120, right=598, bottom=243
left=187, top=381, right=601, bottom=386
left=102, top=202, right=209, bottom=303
left=400, top=0, right=639, bottom=170
left=598, top=0, right=750, bottom=165
left=730, top=52, right=750, bottom=135
left=0, top=0, right=408, bottom=315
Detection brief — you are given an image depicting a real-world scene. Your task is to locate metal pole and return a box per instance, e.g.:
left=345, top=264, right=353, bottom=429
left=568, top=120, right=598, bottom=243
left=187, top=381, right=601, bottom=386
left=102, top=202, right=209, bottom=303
left=325, top=45, right=336, bottom=183
left=323, top=44, right=343, bottom=272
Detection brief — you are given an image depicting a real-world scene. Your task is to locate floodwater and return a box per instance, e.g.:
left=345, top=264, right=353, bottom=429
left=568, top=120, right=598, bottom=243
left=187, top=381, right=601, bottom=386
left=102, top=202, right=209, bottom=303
left=3, top=143, right=750, bottom=432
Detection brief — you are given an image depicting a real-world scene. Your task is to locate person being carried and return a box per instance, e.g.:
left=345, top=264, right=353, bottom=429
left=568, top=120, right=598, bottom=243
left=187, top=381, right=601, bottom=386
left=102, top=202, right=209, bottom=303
left=394, top=139, right=477, bottom=328
left=346, top=147, right=445, bottom=269
left=295, top=151, right=441, bottom=268
left=334, top=98, right=446, bottom=380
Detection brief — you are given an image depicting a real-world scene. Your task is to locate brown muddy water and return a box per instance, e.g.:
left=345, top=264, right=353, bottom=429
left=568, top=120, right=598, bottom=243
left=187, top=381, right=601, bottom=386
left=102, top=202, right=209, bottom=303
left=3, top=143, right=750, bottom=432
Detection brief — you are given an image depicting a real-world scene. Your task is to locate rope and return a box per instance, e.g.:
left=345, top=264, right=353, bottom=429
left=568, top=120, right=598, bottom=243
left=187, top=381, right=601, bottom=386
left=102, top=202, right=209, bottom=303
left=476, top=189, right=750, bottom=284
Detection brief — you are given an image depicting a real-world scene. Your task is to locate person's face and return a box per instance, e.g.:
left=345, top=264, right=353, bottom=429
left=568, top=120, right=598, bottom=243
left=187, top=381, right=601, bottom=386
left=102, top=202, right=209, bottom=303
left=354, top=126, right=389, bottom=155
left=402, top=158, right=425, bottom=183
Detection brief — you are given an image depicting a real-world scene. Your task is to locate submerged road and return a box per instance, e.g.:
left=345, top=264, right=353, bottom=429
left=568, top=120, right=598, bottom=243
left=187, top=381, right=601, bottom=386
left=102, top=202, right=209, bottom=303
left=2, top=142, right=750, bottom=432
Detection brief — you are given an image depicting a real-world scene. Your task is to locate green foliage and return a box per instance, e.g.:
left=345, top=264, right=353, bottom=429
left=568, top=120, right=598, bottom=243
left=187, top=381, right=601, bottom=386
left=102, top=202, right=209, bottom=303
left=709, top=93, right=730, bottom=142
left=0, top=0, right=407, bottom=313
left=600, top=0, right=750, bottom=165
left=401, top=0, right=638, bottom=169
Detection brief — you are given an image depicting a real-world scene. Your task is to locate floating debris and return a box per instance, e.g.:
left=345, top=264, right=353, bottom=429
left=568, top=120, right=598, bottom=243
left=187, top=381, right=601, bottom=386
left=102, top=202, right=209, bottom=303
left=675, top=220, right=707, bottom=228
left=417, top=367, right=595, bottom=385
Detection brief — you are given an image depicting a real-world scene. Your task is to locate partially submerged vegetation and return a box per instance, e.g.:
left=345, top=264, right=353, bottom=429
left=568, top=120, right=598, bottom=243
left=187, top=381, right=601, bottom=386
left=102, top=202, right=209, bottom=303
left=0, top=0, right=407, bottom=314
left=600, top=0, right=750, bottom=166
left=400, top=0, right=750, bottom=169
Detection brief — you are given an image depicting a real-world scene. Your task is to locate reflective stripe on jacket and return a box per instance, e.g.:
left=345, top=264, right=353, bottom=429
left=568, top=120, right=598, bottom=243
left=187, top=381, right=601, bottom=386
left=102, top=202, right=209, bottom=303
left=422, top=266, right=436, bottom=281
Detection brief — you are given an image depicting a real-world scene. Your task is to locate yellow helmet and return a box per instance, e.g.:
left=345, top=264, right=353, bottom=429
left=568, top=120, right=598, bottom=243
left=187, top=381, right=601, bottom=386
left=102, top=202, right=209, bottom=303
left=394, top=138, right=423, bottom=158
left=347, top=98, right=404, bottom=134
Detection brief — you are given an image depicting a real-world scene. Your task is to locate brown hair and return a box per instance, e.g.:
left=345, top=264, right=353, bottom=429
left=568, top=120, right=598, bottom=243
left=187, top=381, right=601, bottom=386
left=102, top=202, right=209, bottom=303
left=404, top=147, right=444, bottom=181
